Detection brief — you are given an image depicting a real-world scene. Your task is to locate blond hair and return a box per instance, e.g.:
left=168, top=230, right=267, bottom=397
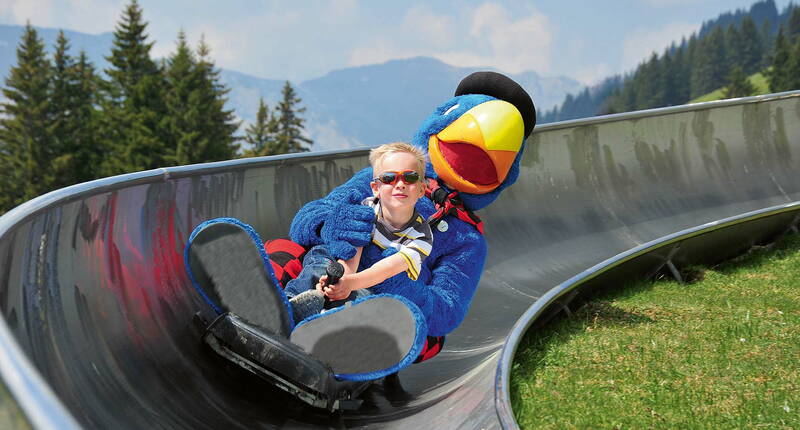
left=369, top=142, right=427, bottom=177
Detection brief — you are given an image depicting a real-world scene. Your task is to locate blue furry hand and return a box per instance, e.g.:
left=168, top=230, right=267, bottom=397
left=321, top=201, right=374, bottom=260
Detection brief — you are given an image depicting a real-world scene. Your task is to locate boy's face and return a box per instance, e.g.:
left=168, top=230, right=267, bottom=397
left=371, top=151, right=425, bottom=215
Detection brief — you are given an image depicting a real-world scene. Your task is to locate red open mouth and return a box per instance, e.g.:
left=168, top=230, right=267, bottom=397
left=438, top=141, right=497, bottom=185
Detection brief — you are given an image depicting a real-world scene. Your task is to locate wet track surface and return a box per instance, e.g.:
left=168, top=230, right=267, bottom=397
left=0, top=92, right=798, bottom=429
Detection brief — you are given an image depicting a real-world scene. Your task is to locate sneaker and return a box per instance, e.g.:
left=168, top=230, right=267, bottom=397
left=289, top=290, right=325, bottom=324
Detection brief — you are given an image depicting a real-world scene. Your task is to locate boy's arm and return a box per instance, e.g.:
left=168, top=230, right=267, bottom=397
left=340, top=247, right=362, bottom=275
left=322, top=253, right=408, bottom=301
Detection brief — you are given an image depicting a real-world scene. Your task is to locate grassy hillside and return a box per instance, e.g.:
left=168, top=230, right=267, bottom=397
left=689, top=71, right=770, bottom=103
left=511, top=233, right=800, bottom=429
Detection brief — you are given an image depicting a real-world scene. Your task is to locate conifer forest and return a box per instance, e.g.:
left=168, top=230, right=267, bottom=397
left=2, top=0, right=800, bottom=215
left=0, top=1, right=312, bottom=214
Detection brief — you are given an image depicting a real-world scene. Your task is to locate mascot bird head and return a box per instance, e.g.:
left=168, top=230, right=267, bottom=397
left=411, top=71, right=535, bottom=211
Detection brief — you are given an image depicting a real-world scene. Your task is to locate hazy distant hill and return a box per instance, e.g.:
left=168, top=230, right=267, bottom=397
left=0, top=25, right=113, bottom=76
left=0, top=24, right=582, bottom=151
left=295, top=57, right=581, bottom=150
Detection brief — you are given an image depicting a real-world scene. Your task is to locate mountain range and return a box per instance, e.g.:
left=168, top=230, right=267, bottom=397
left=0, top=24, right=582, bottom=151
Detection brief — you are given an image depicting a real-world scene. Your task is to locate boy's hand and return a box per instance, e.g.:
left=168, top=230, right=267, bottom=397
left=322, top=274, right=355, bottom=301
left=315, top=275, right=329, bottom=292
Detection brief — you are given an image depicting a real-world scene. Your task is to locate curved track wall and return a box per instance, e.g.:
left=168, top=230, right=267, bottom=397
left=0, top=92, right=798, bottom=429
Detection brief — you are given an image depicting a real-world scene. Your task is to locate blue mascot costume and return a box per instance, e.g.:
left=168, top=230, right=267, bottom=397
left=185, top=72, right=535, bottom=397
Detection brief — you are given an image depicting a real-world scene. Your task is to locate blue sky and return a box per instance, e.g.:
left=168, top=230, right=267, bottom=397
left=0, top=1, right=793, bottom=85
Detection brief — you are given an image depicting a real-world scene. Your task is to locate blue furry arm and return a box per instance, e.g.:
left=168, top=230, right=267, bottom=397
left=419, top=231, right=486, bottom=336
left=289, top=167, right=375, bottom=260
left=376, top=226, right=487, bottom=337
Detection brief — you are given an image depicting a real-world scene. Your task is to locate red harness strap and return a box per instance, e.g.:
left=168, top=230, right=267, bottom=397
left=414, top=336, right=445, bottom=363
left=264, top=239, right=307, bottom=288
left=425, top=178, right=484, bottom=234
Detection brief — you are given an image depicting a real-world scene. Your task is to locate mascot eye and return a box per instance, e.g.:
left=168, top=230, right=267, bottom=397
left=443, top=104, right=460, bottom=116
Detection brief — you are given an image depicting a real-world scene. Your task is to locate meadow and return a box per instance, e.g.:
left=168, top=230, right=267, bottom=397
left=512, top=233, right=800, bottom=429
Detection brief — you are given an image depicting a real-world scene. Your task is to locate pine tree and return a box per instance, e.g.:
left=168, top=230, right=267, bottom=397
left=706, top=25, right=729, bottom=91
left=69, top=51, right=102, bottom=184
left=659, top=47, right=675, bottom=107
left=767, top=28, right=791, bottom=92
left=164, top=33, right=239, bottom=165
left=725, top=24, right=742, bottom=70
left=691, top=26, right=728, bottom=98
left=50, top=31, right=76, bottom=188
left=785, top=37, right=800, bottom=91
left=760, top=19, right=774, bottom=68
left=739, top=16, right=763, bottom=73
left=605, top=73, right=636, bottom=114
left=49, top=32, right=101, bottom=188
left=722, top=67, right=756, bottom=98
left=165, top=31, right=202, bottom=165
left=274, top=81, right=312, bottom=154
left=177, top=37, right=239, bottom=164
left=100, top=0, right=169, bottom=175
left=654, top=52, right=669, bottom=107
left=242, top=98, right=279, bottom=157
left=788, top=7, right=800, bottom=43
left=0, top=24, right=54, bottom=211
left=635, top=53, right=665, bottom=109
left=671, top=42, right=691, bottom=104
left=687, top=34, right=703, bottom=99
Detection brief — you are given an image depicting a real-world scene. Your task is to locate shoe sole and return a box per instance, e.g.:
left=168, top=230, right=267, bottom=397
left=185, top=218, right=293, bottom=337
left=289, top=295, right=425, bottom=380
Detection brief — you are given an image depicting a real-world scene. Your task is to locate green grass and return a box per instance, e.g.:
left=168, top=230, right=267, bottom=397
left=511, top=234, right=800, bottom=429
left=0, top=379, right=31, bottom=429
left=689, top=72, right=770, bottom=104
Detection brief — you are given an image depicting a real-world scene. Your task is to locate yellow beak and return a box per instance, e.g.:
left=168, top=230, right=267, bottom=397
left=428, top=100, right=524, bottom=194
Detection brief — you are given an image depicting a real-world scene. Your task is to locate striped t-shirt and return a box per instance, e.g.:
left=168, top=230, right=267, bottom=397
left=363, top=197, right=433, bottom=280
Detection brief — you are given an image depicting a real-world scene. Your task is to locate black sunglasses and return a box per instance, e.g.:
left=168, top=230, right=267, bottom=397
left=373, top=170, right=421, bottom=185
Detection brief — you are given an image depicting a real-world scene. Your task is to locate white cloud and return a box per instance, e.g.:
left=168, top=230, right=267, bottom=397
left=346, top=5, right=456, bottom=67
left=151, top=7, right=305, bottom=78
left=465, top=3, right=553, bottom=73
left=180, top=26, right=247, bottom=65
left=642, top=0, right=699, bottom=5
left=2, top=1, right=559, bottom=81
left=347, top=39, right=404, bottom=67
left=65, top=0, right=122, bottom=33
left=622, top=21, right=698, bottom=72
left=306, top=120, right=362, bottom=151
left=0, top=0, right=121, bottom=34
left=403, top=5, right=456, bottom=49
left=327, top=0, right=358, bottom=20
left=0, top=0, right=55, bottom=27
left=574, top=63, right=613, bottom=86
left=348, top=2, right=554, bottom=76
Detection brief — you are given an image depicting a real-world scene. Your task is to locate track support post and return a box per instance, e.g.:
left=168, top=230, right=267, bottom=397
left=646, top=243, right=683, bottom=284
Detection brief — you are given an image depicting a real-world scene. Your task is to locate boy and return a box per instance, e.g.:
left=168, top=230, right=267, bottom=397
left=285, top=142, right=433, bottom=323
